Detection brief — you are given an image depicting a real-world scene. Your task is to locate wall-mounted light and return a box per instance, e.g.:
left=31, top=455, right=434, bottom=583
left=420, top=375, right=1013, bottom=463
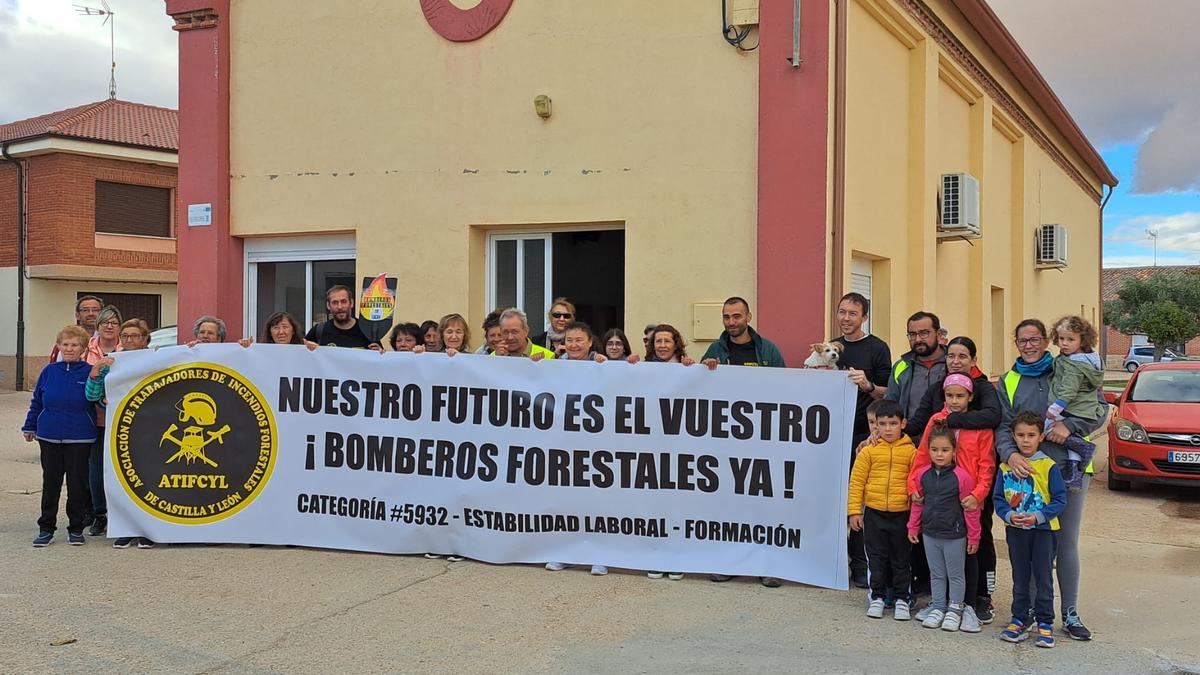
left=534, top=95, right=552, bottom=119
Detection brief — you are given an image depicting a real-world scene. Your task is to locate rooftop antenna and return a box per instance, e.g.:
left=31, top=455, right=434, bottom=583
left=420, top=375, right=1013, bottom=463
left=74, top=1, right=117, bottom=99
left=1146, top=228, right=1159, bottom=267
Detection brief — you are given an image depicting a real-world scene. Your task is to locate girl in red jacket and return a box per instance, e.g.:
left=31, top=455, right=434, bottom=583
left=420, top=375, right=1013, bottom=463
left=910, top=373, right=996, bottom=632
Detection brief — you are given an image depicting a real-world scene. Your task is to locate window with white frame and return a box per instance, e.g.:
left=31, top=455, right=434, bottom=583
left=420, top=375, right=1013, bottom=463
left=244, top=235, right=356, bottom=337
left=488, top=233, right=552, bottom=333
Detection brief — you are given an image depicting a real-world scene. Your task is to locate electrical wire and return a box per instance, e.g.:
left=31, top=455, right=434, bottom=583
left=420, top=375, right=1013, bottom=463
left=721, top=0, right=760, bottom=51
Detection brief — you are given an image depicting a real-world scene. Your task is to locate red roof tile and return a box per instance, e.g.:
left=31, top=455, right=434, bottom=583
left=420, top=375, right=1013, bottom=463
left=0, top=99, right=177, bottom=151
left=1102, top=265, right=1200, bottom=302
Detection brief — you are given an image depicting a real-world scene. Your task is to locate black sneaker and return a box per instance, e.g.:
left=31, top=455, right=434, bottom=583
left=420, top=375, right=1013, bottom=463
left=113, top=537, right=135, bottom=549
left=975, top=598, right=995, bottom=624
left=851, top=571, right=869, bottom=588
left=709, top=574, right=734, bottom=582
left=33, top=531, right=53, bottom=547
left=67, top=531, right=85, bottom=546
left=137, top=538, right=156, bottom=549
left=760, top=577, right=782, bottom=588
left=88, top=514, right=107, bottom=537
left=1062, top=608, right=1092, bottom=641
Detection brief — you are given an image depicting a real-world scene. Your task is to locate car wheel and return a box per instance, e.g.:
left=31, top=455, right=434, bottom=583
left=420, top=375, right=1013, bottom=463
left=1107, top=470, right=1131, bottom=492
left=1125, top=362, right=1138, bottom=373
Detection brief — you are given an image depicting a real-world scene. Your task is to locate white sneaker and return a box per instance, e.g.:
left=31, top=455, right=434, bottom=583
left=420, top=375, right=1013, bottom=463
left=922, top=609, right=945, bottom=628
left=647, top=571, right=664, bottom=579
left=894, top=599, right=911, bottom=621
left=915, top=604, right=934, bottom=622
left=545, top=562, right=568, bottom=571
left=424, top=553, right=442, bottom=559
left=590, top=565, right=608, bottom=575
left=959, top=605, right=982, bottom=633
left=667, top=572, right=684, bottom=580
left=866, top=598, right=885, bottom=619
left=447, top=555, right=464, bottom=562
left=941, top=608, right=962, bottom=632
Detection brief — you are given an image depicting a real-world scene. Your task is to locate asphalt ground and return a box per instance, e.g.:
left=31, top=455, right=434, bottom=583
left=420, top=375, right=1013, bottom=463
left=1, top=390, right=1197, bottom=674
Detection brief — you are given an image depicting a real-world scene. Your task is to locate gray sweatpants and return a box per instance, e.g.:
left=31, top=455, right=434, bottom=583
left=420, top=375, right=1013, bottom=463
left=1027, top=476, right=1088, bottom=617
left=924, top=535, right=967, bottom=612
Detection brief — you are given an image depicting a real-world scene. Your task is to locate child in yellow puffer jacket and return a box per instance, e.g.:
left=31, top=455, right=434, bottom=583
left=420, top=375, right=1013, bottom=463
left=848, top=399, right=917, bottom=621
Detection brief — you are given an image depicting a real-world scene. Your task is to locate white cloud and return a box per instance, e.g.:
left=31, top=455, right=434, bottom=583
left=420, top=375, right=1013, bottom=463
left=990, top=0, right=1200, bottom=194
left=0, top=0, right=176, bottom=122
left=1106, top=212, right=1200, bottom=251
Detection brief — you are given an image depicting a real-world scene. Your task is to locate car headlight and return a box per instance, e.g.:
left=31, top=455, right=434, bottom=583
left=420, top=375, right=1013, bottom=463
left=1115, top=417, right=1149, bottom=443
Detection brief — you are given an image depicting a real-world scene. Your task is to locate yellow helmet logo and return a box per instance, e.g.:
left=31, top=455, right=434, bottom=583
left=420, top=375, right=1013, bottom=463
left=176, top=392, right=217, bottom=426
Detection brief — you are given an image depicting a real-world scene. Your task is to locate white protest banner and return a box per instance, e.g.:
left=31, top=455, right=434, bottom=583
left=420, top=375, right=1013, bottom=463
left=105, top=344, right=856, bottom=589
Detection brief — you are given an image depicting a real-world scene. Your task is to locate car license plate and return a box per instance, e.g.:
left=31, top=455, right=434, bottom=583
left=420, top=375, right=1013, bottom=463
left=1167, top=451, right=1200, bottom=464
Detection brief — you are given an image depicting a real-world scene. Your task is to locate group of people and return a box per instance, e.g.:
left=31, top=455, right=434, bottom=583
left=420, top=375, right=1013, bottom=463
left=25, top=288, right=1104, bottom=649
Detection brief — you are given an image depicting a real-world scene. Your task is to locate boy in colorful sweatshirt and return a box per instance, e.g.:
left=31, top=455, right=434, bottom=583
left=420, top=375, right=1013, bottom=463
left=994, top=410, right=1068, bottom=648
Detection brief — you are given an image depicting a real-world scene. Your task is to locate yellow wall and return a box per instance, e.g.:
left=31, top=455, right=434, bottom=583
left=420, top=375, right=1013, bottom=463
left=228, top=1, right=759, bottom=344
left=842, top=0, right=1104, bottom=373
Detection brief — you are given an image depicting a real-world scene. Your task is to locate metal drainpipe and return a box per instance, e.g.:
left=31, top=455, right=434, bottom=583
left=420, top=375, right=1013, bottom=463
left=829, top=0, right=848, bottom=331
left=1, top=143, right=27, bottom=390
left=1097, top=184, right=1113, bottom=358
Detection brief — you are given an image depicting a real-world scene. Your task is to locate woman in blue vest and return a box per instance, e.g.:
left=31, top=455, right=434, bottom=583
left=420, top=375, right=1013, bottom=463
left=995, top=318, right=1103, bottom=642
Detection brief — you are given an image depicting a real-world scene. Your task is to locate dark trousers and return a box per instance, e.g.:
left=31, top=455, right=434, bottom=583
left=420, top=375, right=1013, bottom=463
left=38, top=440, right=91, bottom=534
left=864, top=507, right=912, bottom=601
left=89, top=432, right=107, bottom=515
left=847, top=437, right=867, bottom=575
left=973, top=494, right=997, bottom=601
left=1006, top=527, right=1056, bottom=625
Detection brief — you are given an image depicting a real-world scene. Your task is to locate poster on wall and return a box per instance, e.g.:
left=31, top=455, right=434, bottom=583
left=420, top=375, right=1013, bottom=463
left=357, top=274, right=397, bottom=344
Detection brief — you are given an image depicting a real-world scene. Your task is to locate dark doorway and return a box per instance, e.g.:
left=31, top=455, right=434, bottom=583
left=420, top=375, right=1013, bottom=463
left=551, top=230, right=624, bottom=337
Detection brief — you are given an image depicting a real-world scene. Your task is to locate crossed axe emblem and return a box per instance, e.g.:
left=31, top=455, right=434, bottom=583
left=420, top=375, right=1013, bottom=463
left=160, top=423, right=231, bottom=468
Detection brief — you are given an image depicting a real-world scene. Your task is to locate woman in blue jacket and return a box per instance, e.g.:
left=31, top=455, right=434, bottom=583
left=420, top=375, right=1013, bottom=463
left=23, top=326, right=97, bottom=547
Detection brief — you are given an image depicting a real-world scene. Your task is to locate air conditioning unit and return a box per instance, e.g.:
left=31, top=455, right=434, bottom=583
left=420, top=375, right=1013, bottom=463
left=938, top=173, right=981, bottom=239
left=1035, top=224, right=1068, bottom=269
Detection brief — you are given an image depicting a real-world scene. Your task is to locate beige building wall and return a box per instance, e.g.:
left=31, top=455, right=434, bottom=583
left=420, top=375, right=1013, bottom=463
left=228, top=1, right=760, bottom=344
left=0, top=272, right=177, bottom=389
left=842, top=0, right=1105, bottom=373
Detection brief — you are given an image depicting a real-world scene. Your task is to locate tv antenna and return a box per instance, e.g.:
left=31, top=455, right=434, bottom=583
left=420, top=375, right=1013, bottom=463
left=1147, top=228, right=1159, bottom=267
left=74, top=1, right=117, bottom=99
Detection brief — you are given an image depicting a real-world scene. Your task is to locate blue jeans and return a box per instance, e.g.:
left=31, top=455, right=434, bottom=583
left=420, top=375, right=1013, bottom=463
left=1008, top=527, right=1056, bottom=625
left=89, top=433, right=106, bottom=515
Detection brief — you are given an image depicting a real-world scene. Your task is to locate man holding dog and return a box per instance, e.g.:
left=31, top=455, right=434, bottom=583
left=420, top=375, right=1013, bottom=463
left=702, top=296, right=786, bottom=587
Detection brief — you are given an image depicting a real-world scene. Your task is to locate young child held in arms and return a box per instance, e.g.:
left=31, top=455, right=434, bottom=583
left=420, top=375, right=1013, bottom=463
left=907, top=423, right=981, bottom=632
left=995, top=411, right=1068, bottom=649
left=909, top=373, right=995, bottom=631
left=848, top=400, right=916, bottom=620
left=1046, top=315, right=1104, bottom=487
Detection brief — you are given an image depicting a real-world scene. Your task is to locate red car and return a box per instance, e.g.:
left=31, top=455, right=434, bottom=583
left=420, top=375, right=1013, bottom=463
left=1106, top=362, right=1200, bottom=491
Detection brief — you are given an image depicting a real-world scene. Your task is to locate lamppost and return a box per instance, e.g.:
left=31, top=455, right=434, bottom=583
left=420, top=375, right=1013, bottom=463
left=1147, top=228, right=1158, bottom=267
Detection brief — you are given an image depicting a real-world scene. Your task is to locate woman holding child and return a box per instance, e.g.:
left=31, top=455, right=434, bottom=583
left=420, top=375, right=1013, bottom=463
left=995, top=317, right=1104, bottom=642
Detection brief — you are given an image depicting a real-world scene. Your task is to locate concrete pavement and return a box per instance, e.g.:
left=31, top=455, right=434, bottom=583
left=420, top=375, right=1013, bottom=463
left=1, top=390, right=1198, bottom=673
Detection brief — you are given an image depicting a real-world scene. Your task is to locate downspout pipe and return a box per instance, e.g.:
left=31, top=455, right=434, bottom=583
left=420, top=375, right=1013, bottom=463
left=1098, top=183, right=1112, bottom=359
left=829, top=0, right=848, bottom=330
left=1, top=143, right=26, bottom=390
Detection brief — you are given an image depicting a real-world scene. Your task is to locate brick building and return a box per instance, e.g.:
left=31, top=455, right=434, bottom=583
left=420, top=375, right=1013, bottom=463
left=1102, top=265, right=1200, bottom=369
left=0, top=99, right=178, bottom=390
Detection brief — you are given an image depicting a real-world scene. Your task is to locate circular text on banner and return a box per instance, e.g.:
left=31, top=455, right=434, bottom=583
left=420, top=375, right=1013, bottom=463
left=109, top=363, right=277, bottom=525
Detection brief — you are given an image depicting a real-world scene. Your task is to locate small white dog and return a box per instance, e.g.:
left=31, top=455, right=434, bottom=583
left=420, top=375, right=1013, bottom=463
left=803, top=341, right=843, bottom=369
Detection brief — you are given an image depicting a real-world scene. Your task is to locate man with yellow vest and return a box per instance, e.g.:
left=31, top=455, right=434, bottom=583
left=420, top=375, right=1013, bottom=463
left=885, top=311, right=946, bottom=420
left=493, top=308, right=556, bottom=360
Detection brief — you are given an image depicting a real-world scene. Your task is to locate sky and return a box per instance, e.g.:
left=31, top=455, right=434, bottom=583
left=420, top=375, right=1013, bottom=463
left=1, top=0, right=1197, bottom=268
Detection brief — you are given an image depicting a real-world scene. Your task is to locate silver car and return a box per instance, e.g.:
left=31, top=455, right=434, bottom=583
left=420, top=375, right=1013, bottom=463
left=1124, top=346, right=1186, bottom=372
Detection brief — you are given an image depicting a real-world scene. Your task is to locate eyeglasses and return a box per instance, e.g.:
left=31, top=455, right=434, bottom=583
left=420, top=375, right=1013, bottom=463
left=100, top=320, right=120, bottom=327
left=119, top=333, right=144, bottom=340
left=1015, top=337, right=1044, bottom=347
left=605, top=340, right=625, bottom=346
left=551, top=312, right=572, bottom=319
left=906, top=329, right=934, bottom=340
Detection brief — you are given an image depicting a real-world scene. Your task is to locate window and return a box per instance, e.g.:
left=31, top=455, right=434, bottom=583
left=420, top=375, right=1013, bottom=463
left=850, top=258, right=873, bottom=335
left=489, top=234, right=552, bottom=332
left=95, top=181, right=172, bottom=238
left=244, top=235, right=356, bottom=337
left=78, top=292, right=161, bottom=330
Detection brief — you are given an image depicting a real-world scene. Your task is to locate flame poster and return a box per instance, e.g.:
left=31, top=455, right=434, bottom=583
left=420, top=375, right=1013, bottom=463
left=358, top=274, right=397, bottom=344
